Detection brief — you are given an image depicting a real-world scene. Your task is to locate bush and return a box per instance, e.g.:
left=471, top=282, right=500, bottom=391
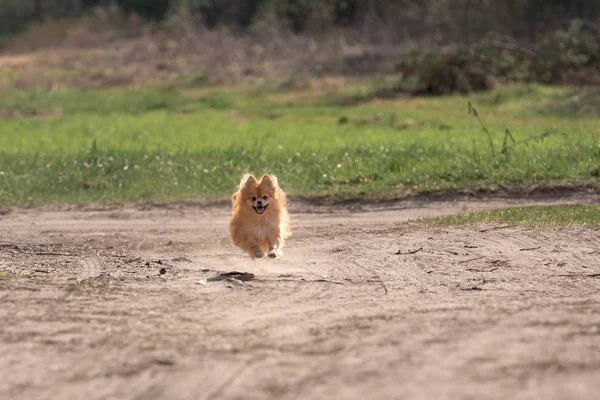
left=114, top=0, right=173, bottom=21
left=3, top=0, right=600, bottom=36
left=184, top=0, right=266, bottom=28
left=531, top=19, right=600, bottom=83
left=398, top=20, right=600, bottom=95
left=0, top=0, right=35, bottom=36
left=401, top=48, right=494, bottom=95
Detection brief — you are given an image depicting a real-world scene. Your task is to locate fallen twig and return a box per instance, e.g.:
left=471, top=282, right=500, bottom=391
left=23, top=251, right=74, bottom=256
left=467, top=267, right=499, bottom=273
left=310, top=279, right=345, bottom=285
left=395, top=247, right=423, bottom=255
left=519, top=245, right=544, bottom=252
left=479, top=225, right=513, bottom=233
left=555, top=274, right=600, bottom=278
left=460, top=286, right=483, bottom=291
left=459, top=256, right=485, bottom=264
left=266, top=277, right=345, bottom=285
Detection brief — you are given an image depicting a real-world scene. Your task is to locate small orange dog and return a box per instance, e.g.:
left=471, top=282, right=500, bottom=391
left=229, top=174, right=291, bottom=259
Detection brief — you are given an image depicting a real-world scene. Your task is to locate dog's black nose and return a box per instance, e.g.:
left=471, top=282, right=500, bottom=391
left=257, top=200, right=263, bottom=205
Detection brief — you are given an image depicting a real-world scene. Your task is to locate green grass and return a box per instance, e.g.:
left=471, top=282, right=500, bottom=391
left=0, top=272, right=29, bottom=279
left=0, top=84, right=599, bottom=205
left=420, top=205, right=600, bottom=227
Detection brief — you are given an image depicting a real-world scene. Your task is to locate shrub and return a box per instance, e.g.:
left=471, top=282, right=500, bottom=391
left=114, top=0, right=173, bottom=21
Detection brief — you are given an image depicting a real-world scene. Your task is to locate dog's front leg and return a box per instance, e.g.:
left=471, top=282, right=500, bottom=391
left=253, top=248, right=264, bottom=258
left=243, top=235, right=264, bottom=259
left=267, top=232, right=282, bottom=259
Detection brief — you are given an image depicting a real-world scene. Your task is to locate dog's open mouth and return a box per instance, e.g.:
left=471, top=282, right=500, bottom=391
left=253, top=204, right=268, bottom=215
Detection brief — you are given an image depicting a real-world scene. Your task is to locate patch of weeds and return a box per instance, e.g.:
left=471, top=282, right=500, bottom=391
left=0, top=88, right=187, bottom=116
left=399, top=48, right=496, bottom=95
left=341, top=112, right=452, bottom=132
left=337, top=174, right=381, bottom=185
left=68, top=278, right=108, bottom=288
left=198, top=92, right=236, bottom=110
left=259, top=75, right=310, bottom=93
left=176, top=70, right=211, bottom=88
left=419, top=205, right=600, bottom=227
left=321, top=79, right=412, bottom=106
left=537, top=89, right=600, bottom=117
left=35, top=268, right=53, bottom=274
left=0, top=272, right=25, bottom=279
left=475, top=84, right=539, bottom=105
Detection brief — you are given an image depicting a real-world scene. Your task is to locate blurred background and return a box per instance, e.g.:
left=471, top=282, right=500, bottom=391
left=1, top=0, right=599, bottom=92
left=0, top=1, right=599, bottom=205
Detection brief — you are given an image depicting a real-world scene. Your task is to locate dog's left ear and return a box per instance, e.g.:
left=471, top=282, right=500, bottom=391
left=259, top=174, right=278, bottom=189
left=240, top=174, right=257, bottom=189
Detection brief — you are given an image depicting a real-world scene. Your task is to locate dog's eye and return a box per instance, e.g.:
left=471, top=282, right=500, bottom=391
left=251, top=196, right=257, bottom=201
left=262, top=195, right=268, bottom=200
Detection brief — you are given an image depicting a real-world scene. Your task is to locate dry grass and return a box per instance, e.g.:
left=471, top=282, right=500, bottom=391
left=0, top=10, right=420, bottom=91
left=2, top=11, right=598, bottom=95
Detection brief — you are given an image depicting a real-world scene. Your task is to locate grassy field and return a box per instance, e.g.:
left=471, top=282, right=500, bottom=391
left=420, top=205, right=600, bottom=227
left=0, top=83, right=599, bottom=206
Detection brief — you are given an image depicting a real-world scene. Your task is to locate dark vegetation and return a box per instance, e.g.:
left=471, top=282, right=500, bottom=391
left=3, top=1, right=600, bottom=38
left=1, top=1, right=600, bottom=94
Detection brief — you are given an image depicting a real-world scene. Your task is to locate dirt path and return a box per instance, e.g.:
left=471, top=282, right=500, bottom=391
left=1, top=194, right=600, bottom=400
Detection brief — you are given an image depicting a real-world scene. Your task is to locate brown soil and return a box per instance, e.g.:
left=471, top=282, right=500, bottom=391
left=1, top=195, right=600, bottom=400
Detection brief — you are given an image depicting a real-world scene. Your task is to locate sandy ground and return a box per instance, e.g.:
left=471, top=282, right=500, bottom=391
left=1, top=193, right=600, bottom=400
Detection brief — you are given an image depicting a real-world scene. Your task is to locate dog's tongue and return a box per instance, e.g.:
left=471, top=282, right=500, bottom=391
left=256, top=206, right=265, bottom=213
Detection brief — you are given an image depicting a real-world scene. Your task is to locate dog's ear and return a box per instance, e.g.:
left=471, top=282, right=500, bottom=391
left=231, top=193, right=238, bottom=206
left=259, top=174, right=278, bottom=189
left=240, top=174, right=256, bottom=189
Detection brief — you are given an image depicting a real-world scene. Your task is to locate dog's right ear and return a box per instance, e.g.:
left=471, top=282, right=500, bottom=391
left=240, top=174, right=256, bottom=189
left=259, top=174, right=278, bottom=189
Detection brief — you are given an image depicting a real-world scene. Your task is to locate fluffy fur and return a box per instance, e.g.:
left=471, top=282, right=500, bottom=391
left=229, top=174, right=291, bottom=259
